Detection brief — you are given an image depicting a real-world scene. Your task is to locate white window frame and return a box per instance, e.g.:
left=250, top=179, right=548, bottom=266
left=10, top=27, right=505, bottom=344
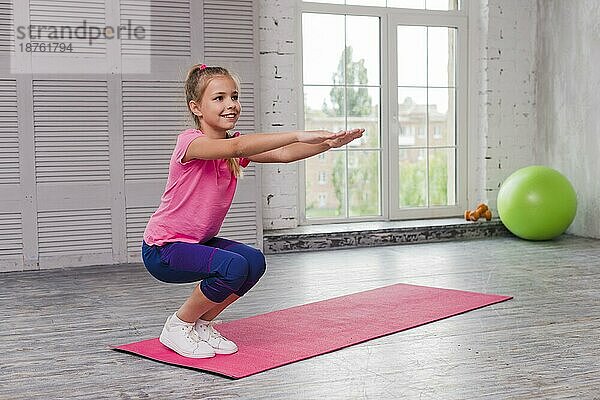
left=389, top=10, right=468, bottom=219
left=297, top=1, right=469, bottom=224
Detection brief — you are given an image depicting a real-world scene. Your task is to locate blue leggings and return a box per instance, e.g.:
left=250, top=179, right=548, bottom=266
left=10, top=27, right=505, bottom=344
left=141, top=238, right=266, bottom=303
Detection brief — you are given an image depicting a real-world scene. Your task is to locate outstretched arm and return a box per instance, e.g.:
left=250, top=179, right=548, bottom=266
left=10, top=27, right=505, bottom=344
left=183, top=130, right=347, bottom=163
left=248, top=128, right=364, bottom=163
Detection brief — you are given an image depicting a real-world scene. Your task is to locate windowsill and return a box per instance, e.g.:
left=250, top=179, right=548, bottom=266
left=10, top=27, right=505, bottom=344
left=264, top=217, right=497, bottom=236
left=262, top=218, right=509, bottom=254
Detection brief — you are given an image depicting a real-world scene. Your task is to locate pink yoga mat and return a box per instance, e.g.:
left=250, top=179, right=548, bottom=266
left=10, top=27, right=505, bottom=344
left=113, top=283, right=511, bottom=378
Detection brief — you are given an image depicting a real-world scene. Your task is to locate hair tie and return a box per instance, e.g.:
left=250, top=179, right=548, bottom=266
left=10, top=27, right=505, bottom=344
left=200, top=64, right=207, bottom=70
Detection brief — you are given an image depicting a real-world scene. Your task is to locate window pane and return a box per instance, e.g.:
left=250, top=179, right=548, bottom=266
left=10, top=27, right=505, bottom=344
left=302, top=0, right=459, bottom=8
left=303, top=0, right=344, bottom=4
left=399, top=148, right=427, bottom=207
left=397, top=26, right=427, bottom=86
left=428, top=27, right=456, bottom=87
left=303, top=13, right=382, bottom=221
left=388, top=0, right=425, bottom=9
left=428, top=87, right=455, bottom=146
left=426, top=0, right=459, bottom=10
left=429, top=148, right=456, bottom=206
left=306, top=151, right=347, bottom=218
left=302, top=14, right=345, bottom=85
left=347, top=0, right=386, bottom=6
left=349, top=151, right=381, bottom=217
left=398, top=87, right=427, bottom=147
left=304, top=86, right=346, bottom=132
left=346, top=16, right=380, bottom=85
left=348, top=87, right=380, bottom=148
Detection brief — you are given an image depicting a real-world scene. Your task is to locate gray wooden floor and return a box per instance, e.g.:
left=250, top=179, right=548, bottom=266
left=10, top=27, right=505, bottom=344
left=1, top=236, right=599, bottom=399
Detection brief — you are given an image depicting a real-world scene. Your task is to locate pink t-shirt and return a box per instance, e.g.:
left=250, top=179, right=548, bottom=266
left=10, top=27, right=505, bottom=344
left=143, top=129, right=250, bottom=246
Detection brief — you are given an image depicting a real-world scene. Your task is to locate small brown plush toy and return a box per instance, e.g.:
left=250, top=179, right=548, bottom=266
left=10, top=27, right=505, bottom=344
left=464, top=203, right=492, bottom=221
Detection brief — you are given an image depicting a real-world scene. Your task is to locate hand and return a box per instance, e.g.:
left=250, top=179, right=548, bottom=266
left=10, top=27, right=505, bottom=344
left=297, top=130, right=346, bottom=144
left=325, top=128, right=364, bottom=148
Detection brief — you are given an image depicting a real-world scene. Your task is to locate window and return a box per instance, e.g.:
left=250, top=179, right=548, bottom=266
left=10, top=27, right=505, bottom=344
left=304, top=0, right=460, bottom=11
left=301, top=0, right=466, bottom=223
left=302, top=13, right=382, bottom=220
left=396, top=25, right=458, bottom=209
left=318, top=193, right=327, bottom=207
left=318, top=171, right=327, bottom=184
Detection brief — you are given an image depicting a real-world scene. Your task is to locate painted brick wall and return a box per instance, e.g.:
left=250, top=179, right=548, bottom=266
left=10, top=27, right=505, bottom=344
left=477, top=0, right=538, bottom=211
left=259, top=0, right=538, bottom=228
left=259, top=0, right=300, bottom=230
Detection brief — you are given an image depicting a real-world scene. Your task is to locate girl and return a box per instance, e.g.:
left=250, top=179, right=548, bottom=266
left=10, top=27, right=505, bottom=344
left=141, top=64, right=364, bottom=359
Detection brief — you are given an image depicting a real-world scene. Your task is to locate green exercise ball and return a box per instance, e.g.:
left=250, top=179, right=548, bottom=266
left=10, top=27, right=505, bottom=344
left=497, top=166, right=577, bottom=241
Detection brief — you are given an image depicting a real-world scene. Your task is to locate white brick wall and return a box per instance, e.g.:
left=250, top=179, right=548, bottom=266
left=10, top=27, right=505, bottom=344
left=259, top=0, right=300, bottom=230
left=477, top=0, right=538, bottom=211
left=259, top=0, right=538, bottom=228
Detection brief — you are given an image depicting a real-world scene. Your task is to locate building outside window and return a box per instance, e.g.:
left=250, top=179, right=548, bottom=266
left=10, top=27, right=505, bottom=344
left=318, top=171, right=327, bottom=184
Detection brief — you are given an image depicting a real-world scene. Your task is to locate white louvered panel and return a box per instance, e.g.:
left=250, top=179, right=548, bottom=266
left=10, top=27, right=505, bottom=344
left=203, top=0, right=254, bottom=60
left=123, top=80, right=187, bottom=180
left=241, top=164, right=255, bottom=178
left=37, top=209, right=112, bottom=255
left=0, top=212, right=23, bottom=257
left=237, top=82, right=255, bottom=134
left=0, top=0, right=13, bottom=52
left=29, top=0, right=106, bottom=55
left=219, top=201, right=257, bottom=245
left=120, top=0, right=190, bottom=57
left=0, top=80, right=19, bottom=185
left=125, top=206, right=154, bottom=255
left=33, top=80, right=109, bottom=183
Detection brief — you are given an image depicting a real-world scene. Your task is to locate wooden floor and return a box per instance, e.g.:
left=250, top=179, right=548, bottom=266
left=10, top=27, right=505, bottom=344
left=1, top=236, right=599, bottom=399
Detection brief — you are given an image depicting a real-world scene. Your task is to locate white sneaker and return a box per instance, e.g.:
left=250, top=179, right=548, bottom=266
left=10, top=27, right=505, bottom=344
left=159, top=314, right=215, bottom=358
left=194, top=319, right=238, bottom=354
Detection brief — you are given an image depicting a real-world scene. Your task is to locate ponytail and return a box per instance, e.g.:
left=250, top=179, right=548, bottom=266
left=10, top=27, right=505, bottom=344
left=226, top=158, right=242, bottom=178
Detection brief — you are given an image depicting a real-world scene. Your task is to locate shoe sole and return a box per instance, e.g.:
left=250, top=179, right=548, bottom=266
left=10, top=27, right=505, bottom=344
left=159, top=333, right=215, bottom=359
left=214, top=347, right=238, bottom=355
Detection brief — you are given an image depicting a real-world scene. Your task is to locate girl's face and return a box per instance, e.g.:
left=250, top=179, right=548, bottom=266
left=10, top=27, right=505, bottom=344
left=196, top=76, right=241, bottom=136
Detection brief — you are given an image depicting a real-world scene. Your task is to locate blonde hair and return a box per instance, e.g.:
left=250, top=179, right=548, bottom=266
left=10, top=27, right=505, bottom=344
left=185, top=64, right=242, bottom=178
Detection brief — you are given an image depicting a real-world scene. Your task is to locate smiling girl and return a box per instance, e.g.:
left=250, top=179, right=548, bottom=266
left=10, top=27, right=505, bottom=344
left=141, top=64, right=364, bottom=359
